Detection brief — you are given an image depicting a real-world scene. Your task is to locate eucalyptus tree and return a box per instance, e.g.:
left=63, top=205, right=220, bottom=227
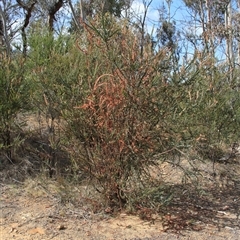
left=155, top=0, right=181, bottom=84
left=68, top=0, right=132, bottom=32
left=0, top=0, right=69, bottom=56
left=225, top=1, right=233, bottom=81
left=16, top=0, right=37, bottom=56
left=236, top=0, right=240, bottom=66
left=182, top=0, right=226, bottom=57
left=37, top=0, right=65, bottom=32
left=0, top=0, right=18, bottom=56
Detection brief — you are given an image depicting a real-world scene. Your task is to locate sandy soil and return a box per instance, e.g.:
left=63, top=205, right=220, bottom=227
left=1, top=113, right=240, bottom=239
left=1, top=184, right=239, bottom=240
left=1, top=159, right=240, bottom=240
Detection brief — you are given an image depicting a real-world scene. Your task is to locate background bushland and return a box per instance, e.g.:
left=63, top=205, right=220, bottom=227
left=0, top=13, right=239, bottom=211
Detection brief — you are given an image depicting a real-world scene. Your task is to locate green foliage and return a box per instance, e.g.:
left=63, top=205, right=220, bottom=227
left=0, top=55, right=32, bottom=159
left=170, top=54, right=240, bottom=158
left=19, top=14, right=240, bottom=209
left=26, top=27, right=86, bottom=175
left=63, top=15, right=182, bottom=209
left=1, top=11, right=240, bottom=213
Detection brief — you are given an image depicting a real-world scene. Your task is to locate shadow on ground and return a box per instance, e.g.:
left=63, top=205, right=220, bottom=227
left=158, top=159, right=240, bottom=233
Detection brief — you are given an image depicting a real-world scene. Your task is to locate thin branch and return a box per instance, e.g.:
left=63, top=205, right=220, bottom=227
left=0, top=4, right=11, bottom=56
left=140, top=0, right=153, bottom=59
left=16, top=0, right=37, bottom=56
left=68, top=0, right=82, bottom=31
left=48, top=0, right=64, bottom=32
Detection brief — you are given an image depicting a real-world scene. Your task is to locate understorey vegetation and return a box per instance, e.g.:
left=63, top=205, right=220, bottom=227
left=1, top=1, right=240, bottom=217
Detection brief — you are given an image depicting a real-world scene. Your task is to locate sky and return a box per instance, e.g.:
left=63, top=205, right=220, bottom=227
left=130, top=0, right=229, bottom=62
left=11, top=0, right=206, bottom=59
left=63, top=0, right=192, bottom=37
left=129, top=0, right=198, bottom=41
left=8, top=0, right=230, bottom=63
left=130, top=0, right=198, bottom=54
left=134, top=0, right=228, bottom=60
left=130, top=0, right=189, bottom=29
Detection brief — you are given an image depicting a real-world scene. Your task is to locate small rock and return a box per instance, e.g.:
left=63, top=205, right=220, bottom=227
left=57, top=224, right=66, bottom=230
left=222, top=205, right=230, bottom=211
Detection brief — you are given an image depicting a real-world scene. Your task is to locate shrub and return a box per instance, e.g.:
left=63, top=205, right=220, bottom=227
left=64, top=15, right=181, bottom=209
left=26, top=28, right=85, bottom=176
left=0, top=55, right=32, bottom=160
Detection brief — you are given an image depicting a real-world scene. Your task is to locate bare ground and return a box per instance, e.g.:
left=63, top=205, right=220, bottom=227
left=1, top=157, right=240, bottom=240
left=1, top=113, right=240, bottom=239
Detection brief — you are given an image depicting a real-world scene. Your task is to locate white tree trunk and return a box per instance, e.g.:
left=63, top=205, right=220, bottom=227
left=225, top=0, right=233, bottom=82
left=237, top=0, right=240, bottom=67
left=0, top=4, right=10, bottom=56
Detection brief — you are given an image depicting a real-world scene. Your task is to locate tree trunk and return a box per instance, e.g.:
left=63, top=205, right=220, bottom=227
left=237, top=0, right=240, bottom=67
left=48, top=0, right=63, bottom=32
left=225, top=0, right=233, bottom=82
left=205, top=0, right=214, bottom=58
left=0, top=5, right=10, bottom=56
left=16, top=0, right=36, bottom=57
